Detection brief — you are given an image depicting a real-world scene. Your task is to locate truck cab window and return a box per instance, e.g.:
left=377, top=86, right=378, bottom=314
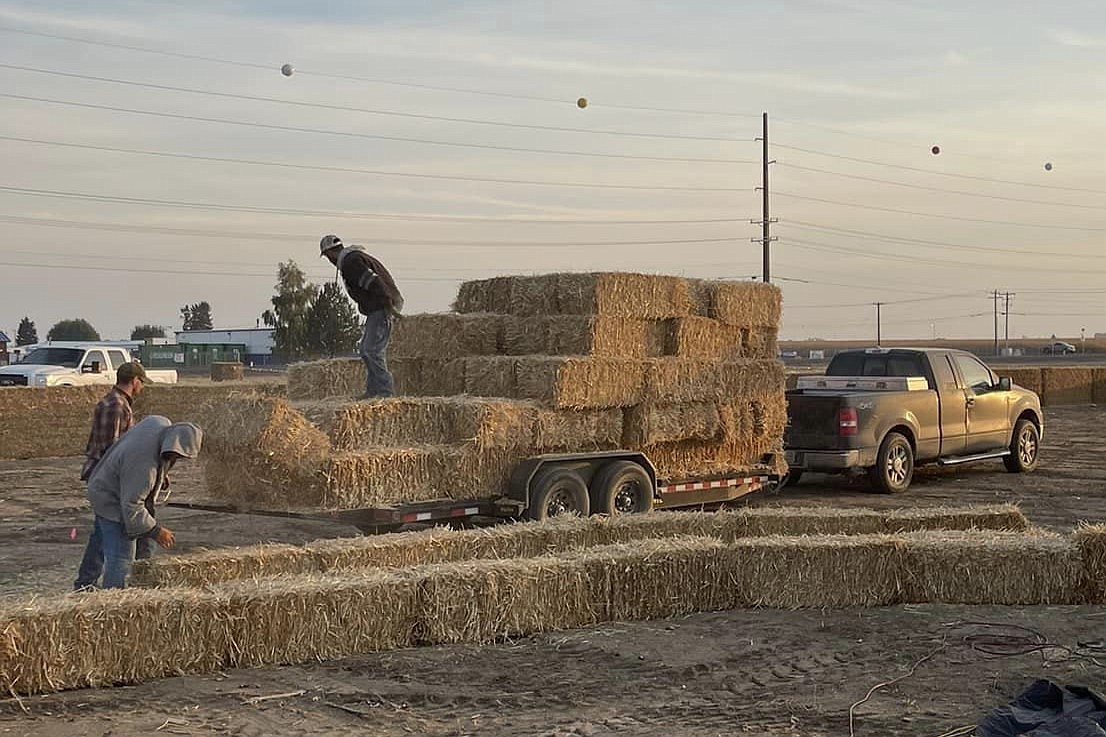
left=953, top=355, right=995, bottom=392
left=108, top=350, right=128, bottom=368
left=82, top=350, right=108, bottom=373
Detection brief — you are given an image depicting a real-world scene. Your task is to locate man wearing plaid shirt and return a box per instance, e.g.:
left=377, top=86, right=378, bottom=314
left=74, top=362, right=151, bottom=590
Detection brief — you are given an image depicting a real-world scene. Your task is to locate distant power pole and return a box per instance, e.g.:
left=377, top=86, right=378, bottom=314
left=1003, top=292, right=1015, bottom=351
left=875, top=302, right=883, bottom=346
left=993, top=290, right=1000, bottom=356
left=753, top=112, right=776, bottom=283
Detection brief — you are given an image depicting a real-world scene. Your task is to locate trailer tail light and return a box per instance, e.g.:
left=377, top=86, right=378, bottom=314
left=839, top=408, right=858, bottom=437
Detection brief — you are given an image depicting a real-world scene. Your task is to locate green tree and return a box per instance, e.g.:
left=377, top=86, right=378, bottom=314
left=16, top=316, right=38, bottom=346
left=306, top=281, right=362, bottom=357
left=46, top=318, right=101, bottom=341
left=261, top=261, right=318, bottom=361
left=131, top=324, right=167, bottom=340
left=180, top=301, right=214, bottom=331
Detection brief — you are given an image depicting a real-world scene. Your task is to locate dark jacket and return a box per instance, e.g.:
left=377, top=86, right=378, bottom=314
left=336, top=246, right=403, bottom=316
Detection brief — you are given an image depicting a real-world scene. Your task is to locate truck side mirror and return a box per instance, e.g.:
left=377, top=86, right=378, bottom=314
left=998, top=376, right=1012, bottom=391
left=81, top=360, right=102, bottom=374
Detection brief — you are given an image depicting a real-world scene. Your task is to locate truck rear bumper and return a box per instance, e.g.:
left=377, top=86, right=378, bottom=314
left=785, top=448, right=876, bottom=470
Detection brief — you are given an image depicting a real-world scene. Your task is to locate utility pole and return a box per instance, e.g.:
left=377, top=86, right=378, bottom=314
left=1003, top=292, right=1014, bottom=352
left=875, top=302, right=883, bottom=346
left=752, top=112, right=776, bottom=283
left=995, top=287, right=1004, bottom=354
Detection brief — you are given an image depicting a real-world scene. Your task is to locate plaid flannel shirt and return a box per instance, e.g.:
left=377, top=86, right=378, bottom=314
left=80, top=387, right=134, bottom=481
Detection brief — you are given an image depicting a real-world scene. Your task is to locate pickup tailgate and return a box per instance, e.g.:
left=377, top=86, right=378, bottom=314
left=784, top=391, right=843, bottom=450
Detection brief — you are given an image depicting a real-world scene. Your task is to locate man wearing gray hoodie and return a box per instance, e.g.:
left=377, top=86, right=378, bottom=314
left=83, top=415, right=203, bottom=588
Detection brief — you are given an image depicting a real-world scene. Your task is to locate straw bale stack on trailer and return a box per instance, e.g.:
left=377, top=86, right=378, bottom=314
left=202, top=272, right=787, bottom=512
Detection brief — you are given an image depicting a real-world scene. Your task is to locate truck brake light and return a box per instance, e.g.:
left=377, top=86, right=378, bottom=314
left=839, top=408, right=858, bottom=436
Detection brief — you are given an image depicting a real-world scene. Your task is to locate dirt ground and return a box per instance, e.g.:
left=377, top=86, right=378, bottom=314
left=2, top=405, right=1105, bottom=736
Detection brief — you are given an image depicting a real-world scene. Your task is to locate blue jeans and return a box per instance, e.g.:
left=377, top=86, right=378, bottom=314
left=74, top=515, right=153, bottom=590
left=360, top=309, right=394, bottom=397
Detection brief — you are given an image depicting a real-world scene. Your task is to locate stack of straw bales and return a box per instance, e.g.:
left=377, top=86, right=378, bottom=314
left=208, top=272, right=786, bottom=510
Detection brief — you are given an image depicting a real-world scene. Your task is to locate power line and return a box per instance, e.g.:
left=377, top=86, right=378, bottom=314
left=0, top=93, right=749, bottom=165
left=0, top=135, right=746, bottom=193
left=785, top=291, right=981, bottom=310
left=772, top=142, right=1106, bottom=194
left=0, top=23, right=764, bottom=119
left=0, top=63, right=749, bottom=143
left=782, top=220, right=1106, bottom=260
left=0, top=214, right=747, bottom=247
left=772, top=191, right=1106, bottom=231
left=0, top=186, right=749, bottom=224
left=776, top=162, right=1106, bottom=211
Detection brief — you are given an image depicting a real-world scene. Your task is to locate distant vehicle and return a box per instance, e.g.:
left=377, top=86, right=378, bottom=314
left=0, top=345, right=177, bottom=387
left=779, top=350, right=799, bottom=359
left=1041, top=341, right=1076, bottom=355
left=783, top=348, right=1042, bottom=493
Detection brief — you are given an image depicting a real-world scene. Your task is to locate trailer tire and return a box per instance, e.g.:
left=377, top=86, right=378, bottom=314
left=525, top=467, right=590, bottom=521
left=868, top=432, right=913, bottom=494
left=590, top=461, right=654, bottom=516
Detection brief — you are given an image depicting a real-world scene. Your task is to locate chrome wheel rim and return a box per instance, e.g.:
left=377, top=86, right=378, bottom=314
left=546, top=489, right=576, bottom=517
left=613, top=480, right=641, bottom=514
left=886, top=444, right=910, bottom=486
left=1018, top=427, right=1038, bottom=466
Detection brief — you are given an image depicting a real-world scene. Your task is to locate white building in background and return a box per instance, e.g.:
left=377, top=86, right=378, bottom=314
left=175, top=328, right=276, bottom=366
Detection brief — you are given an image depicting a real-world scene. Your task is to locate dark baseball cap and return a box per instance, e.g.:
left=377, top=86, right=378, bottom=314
left=117, top=361, right=149, bottom=383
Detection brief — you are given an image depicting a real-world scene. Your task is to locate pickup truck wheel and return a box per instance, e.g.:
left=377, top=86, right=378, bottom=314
left=590, top=461, right=654, bottom=515
left=869, top=432, right=913, bottom=493
left=525, top=467, right=590, bottom=521
left=1003, top=419, right=1040, bottom=473
left=779, top=470, right=803, bottom=488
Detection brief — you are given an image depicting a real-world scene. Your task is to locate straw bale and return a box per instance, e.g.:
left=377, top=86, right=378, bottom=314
left=1094, top=369, right=1106, bottom=404
left=515, top=357, right=647, bottom=409
left=0, top=588, right=230, bottom=694
left=719, top=359, right=787, bottom=397
left=418, top=557, right=596, bottom=644
left=304, top=396, right=538, bottom=450
left=644, top=359, right=785, bottom=404
left=557, top=272, right=694, bottom=318
left=323, top=446, right=468, bottom=508
left=533, top=407, right=624, bottom=451
left=136, top=383, right=284, bottom=427
left=664, top=317, right=745, bottom=360
left=645, top=438, right=768, bottom=480
left=216, top=571, right=422, bottom=666
left=743, top=327, right=779, bottom=360
left=287, top=358, right=364, bottom=401
left=1041, top=367, right=1094, bottom=406
left=210, top=362, right=245, bottom=382
left=389, top=313, right=504, bottom=359
left=503, top=316, right=666, bottom=358
left=453, top=276, right=514, bottom=314
left=691, top=280, right=782, bottom=327
left=623, top=402, right=723, bottom=446
left=720, top=534, right=907, bottom=609
left=203, top=455, right=327, bottom=511
left=203, top=393, right=331, bottom=462
left=415, top=358, right=466, bottom=396
left=463, top=356, right=518, bottom=398
left=132, top=544, right=319, bottom=588
left=883, top=504, right=1028, bottom=533
left=899, top=530, right=1082, bottom=605
left=0, top=385, right=102, bottom=459
left=1003, top=367, right=1043, bottom=397
left=573, top=537, right=733, bottom=621
left=1074, top=524, right=1106, bottom=604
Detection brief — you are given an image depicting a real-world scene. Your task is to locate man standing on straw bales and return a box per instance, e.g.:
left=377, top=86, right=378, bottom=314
left=74, top=362, right=153, bottom=590
left=320, top=234, right=404, bottom=398
left=82, top=416, right=203, bottom=588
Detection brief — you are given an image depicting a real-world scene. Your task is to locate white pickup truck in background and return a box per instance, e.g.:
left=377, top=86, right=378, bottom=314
left=0, top=344, right=178, bottom=387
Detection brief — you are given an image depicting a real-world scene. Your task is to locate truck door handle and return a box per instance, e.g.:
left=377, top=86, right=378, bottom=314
left=966, top=396, right=975, bottom=408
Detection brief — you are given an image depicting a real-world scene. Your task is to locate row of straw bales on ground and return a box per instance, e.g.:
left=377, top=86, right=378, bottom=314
left=2, top=509, right=1103, bottom=695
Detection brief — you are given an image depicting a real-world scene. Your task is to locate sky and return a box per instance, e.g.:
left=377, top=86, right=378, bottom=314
left=1, top=0, right=1104, bottom=343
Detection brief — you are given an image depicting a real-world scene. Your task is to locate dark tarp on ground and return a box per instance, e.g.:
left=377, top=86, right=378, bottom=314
left=978, top=680, right=1106, bottom=737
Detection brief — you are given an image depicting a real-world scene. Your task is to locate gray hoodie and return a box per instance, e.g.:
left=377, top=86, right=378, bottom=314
left=86, top=416, right=203, bottom=538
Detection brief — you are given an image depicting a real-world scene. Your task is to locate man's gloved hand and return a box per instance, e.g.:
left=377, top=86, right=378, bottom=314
left=155, top=526, right=176, bottom=549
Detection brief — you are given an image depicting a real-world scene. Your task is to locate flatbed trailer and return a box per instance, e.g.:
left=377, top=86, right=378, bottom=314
left=170, top=450, right=779, bottom=534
